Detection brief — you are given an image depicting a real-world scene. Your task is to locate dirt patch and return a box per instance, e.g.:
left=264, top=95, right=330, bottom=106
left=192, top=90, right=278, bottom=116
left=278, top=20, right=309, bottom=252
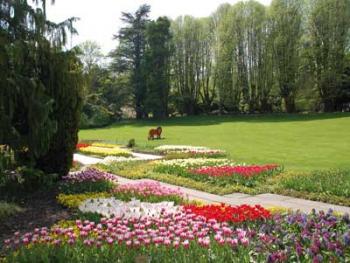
left=0, top=188, right=70, bottom=249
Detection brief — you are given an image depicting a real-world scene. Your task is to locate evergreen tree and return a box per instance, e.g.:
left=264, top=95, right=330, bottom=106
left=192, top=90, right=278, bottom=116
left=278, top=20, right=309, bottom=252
left=0, top=0, right=83, bottom=177
left=111, top=4, right=150, bottom=119
left=144, top=17, right=172, bottom=118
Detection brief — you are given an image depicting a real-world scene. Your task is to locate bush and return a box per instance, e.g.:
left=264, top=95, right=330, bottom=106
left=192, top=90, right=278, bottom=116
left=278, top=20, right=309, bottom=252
left=0, top=167, right=57, bottom=196
left=80, top=105, right=113, bottom=128
left=0, top=145, right=14, bottom=174
left=0, top=201, right=23, bottom=220
left=127, top=138, right=136, bottom=148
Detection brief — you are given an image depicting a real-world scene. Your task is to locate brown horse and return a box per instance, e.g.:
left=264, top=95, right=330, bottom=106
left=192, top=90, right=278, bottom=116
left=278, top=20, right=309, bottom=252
left=148, top=127, right=162, bottom=140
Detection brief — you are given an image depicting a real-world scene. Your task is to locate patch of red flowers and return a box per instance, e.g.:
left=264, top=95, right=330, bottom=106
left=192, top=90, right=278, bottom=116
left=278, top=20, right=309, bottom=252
left=189, top=164, right=279, bottom=178
left=76, top=143, right=91, bottom=149
left=184, top=204, right=271, bottom=223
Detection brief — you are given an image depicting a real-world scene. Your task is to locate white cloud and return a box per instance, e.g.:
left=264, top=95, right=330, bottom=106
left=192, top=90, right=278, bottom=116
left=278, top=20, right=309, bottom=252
left=45, top=0, right=272, bottom=54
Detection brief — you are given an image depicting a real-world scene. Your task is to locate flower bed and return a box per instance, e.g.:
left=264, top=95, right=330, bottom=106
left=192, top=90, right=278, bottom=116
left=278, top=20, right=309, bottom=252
left=101, top=156, right=141, bottom=165
left=154, top=158, right=235, bottom=169
left=79, top=198, right=180, bottom=218
left=63, top=168, right=118, bottom=184
left=154, top=145, right=210, bottom=152
left=91, top=142, right=118, bottom=148
left=78, top=146, right=132, bottom=157
left=59, top=168, right=118, bottom=194
left=190, top=164, right=279, bottom=178
left=115, top=181, right=183, bottom=197
left=184, top=204, right=271, bottom=223
left=153, top=159, right=281, bottom=188
left=112, top=181, right=185, bottom=204
left=3, top=209, right=350, bottom=262
left=76, top=143, right=91, bottom=149
left=155, top=145, right=227, bottom=159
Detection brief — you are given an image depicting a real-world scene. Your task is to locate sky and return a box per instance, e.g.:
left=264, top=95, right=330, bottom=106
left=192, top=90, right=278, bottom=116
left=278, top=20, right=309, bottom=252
left=45, top=0, right=272, bottom=55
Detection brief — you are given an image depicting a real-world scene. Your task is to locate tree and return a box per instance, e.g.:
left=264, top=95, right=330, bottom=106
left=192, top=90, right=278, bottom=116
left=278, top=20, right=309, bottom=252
left=0, top=0, right=83, bottom=177
left=144, top=17, right=172, bottom=118
left=171, top=16, right=205, bottom=115
left=78, top=41, right=103, bottom=74
left=111, top=4, right=151, bottom=119
left=270, top=0, right=303, bottom=113
left=307, top=0, right=350, bottom=111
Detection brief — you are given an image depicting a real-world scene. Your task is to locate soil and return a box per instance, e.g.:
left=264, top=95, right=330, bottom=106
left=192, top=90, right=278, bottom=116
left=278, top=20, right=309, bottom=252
left=0, top=188, right=70, bottom=250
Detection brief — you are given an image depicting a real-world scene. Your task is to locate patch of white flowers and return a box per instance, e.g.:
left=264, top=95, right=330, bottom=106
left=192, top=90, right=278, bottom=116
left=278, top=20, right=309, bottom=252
left=79, top=198, right=180, bottom=219
left=154, top=158, right=236, bottom=168
left=154, top=145, right=209, bottom=152
left=101, top=156, right=140, bottom=165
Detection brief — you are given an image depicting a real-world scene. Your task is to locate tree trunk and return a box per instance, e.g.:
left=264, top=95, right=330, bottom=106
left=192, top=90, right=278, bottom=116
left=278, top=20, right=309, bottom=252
left=284, top=96, right=296, bottom=113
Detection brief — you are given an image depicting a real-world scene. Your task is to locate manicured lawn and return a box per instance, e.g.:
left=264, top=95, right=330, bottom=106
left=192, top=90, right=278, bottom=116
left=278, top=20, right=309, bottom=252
left=79, top=113, right=350, bottom=171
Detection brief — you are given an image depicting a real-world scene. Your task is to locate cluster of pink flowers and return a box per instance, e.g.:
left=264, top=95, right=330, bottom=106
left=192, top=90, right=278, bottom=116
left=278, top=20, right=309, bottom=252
left=190, top=164, right=279, bottom=177
left=3, top=210, right=252, bottom=250
left=113, top=181, right=184, bottom=197
left=62, top=168, right=118, bottom=184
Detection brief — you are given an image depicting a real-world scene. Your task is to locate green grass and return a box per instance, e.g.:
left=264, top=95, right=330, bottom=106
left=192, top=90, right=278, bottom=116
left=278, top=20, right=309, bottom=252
left=79, top=113, right=350, bottom=171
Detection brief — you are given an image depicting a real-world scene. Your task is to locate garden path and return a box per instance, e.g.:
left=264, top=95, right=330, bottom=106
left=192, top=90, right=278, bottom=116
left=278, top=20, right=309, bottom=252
left=74, top=153, right=350, bottom=214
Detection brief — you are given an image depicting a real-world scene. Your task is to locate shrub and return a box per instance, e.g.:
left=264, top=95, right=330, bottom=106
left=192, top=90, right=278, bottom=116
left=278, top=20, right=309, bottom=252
left=0, top=167, right=57, bottom=195
left=0, top=201, right=23, bottom=220
left=127, top=138, right=136, bottom=148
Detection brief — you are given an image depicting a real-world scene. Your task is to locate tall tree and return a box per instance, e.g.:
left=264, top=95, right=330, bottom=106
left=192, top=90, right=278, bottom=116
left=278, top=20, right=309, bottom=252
left=111, top=4, right=150, bottom=119
left=270, top=0, right=302, bottom=113
left=0, top=0, right=83, bottom=176
left=144, top=17, right=172, bottom=118
left=307, top=0, right=350, bottom=111
left=171, top=16, right=216, bottom=114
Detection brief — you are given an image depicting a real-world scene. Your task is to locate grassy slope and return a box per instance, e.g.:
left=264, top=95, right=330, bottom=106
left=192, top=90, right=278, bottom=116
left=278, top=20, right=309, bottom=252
left=79, top=113, right=350, bottom=171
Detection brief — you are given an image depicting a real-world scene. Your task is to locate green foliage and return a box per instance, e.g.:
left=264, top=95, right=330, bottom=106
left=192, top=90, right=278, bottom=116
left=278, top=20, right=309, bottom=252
left=4, top=241, right=261, bottom=263
left=0, top=201, right=23, bottom=220
left=0, top=0, right=84, bottom=178
left=144, top=17, right=172, bottom=118
left=127, top=139, right=136, bottom=148
left=277, top=170, right=350, bottom=198
left=0, top=146, right=14, bottom=173
left=0, top=167, right=57, bottom=196
left=59, top=181, right=115, bottom=195
left=111, top=4, right=151, bottom=119
left=307, top=0, right=350, bottom=112
left=154, top=164, right=282, bottom=188
left=270, top=0, right=302, bottom=113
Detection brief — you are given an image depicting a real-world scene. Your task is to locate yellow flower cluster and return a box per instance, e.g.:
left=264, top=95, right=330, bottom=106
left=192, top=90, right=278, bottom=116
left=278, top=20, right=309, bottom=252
left=57, top=192, right=112, bottom=208
left=79, top=146, right=132, bottom=157
left=91, top=142, right=118, bottom=148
